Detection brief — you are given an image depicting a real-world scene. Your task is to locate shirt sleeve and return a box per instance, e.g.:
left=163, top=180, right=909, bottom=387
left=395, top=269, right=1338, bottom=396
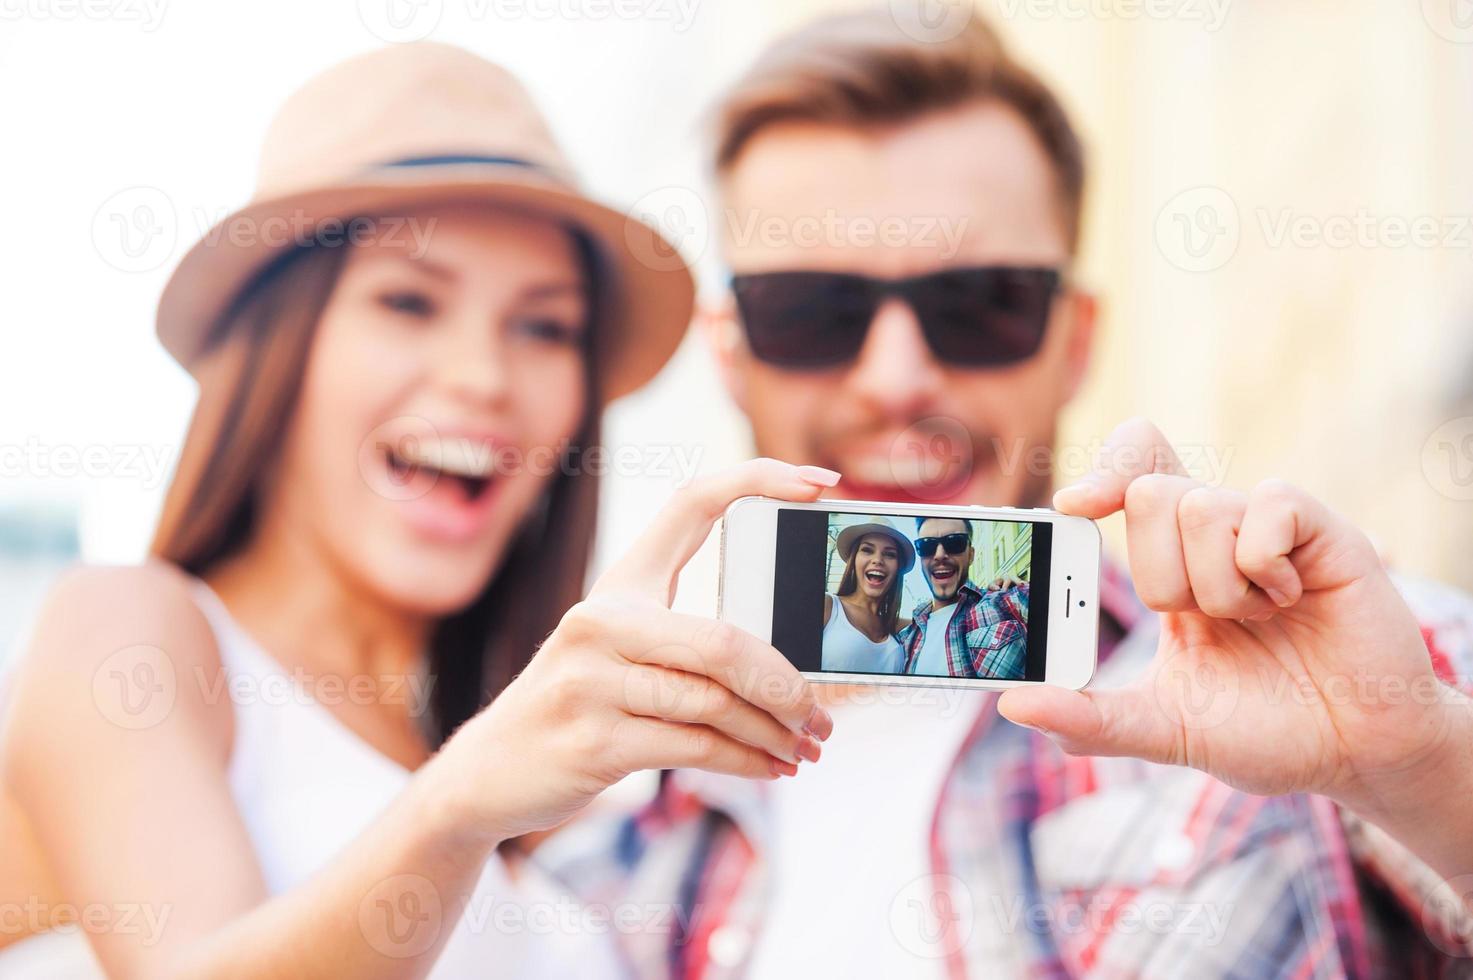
left=898, top=621, right=919, bottom=674
left=965, top=586, right=1029, bottom=680
left=1338, top=575, right=1473, bottom=958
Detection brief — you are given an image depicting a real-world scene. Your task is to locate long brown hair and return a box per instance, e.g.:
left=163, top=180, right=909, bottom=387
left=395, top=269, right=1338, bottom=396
left=836, top=533, right=904, bottom=639
left=150, top=228, right=603, bottom=746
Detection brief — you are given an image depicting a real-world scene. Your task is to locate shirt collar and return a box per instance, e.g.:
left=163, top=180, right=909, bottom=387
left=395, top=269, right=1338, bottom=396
left=913, top=580, right=982, bottom=619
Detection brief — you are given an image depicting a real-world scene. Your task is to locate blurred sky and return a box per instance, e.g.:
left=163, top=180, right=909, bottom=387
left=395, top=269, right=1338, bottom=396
left=4, top=0, right=1473, bottom=643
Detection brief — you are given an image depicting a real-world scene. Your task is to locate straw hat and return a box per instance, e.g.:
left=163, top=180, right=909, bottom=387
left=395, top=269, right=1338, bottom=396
left=835, top=518, right=916, bottom=574
left=156, top=42, right=694, bottom=401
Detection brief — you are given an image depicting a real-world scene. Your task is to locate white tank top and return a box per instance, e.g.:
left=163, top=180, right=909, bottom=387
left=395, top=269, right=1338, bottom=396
left=820, top=592, right=904, bottom=674
left=0, top=581, right=625, bottom=979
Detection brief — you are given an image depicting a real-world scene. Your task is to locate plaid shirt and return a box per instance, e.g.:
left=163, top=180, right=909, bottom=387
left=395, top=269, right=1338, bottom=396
left=539, top=561, right=1473, bottom=979
left=899, top=581, right=1030, bottom=680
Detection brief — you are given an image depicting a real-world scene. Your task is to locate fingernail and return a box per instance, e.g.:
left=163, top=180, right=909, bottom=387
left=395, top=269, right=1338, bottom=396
left=1266, top=588, right=1292, bottom=607
left=795, top=735, right=822, bottom=763
left=1024, top=722, right=1051, bottom=737
left=1054, top=475, right=1099, bottom=500
left=770, top=758, right=799, bottom=778
left=796, top=465, right=841, bottom=487
left=802, top=704, right=834, bottom=741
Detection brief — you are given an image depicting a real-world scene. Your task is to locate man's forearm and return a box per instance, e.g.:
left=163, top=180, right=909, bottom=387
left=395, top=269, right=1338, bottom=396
left=1334, top=689, right=1473, bottom=892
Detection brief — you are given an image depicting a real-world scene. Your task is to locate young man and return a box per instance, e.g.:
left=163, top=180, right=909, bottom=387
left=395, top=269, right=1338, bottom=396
left=900, top=518, right=1030, bottom=680
left=548, top=9, right=1473, bottom=977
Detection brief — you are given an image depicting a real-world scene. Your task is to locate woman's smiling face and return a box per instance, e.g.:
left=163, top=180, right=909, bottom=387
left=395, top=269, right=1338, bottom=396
left=853, top=532, right=900, bottom=598
left=263, top=203, right=591, bottom=615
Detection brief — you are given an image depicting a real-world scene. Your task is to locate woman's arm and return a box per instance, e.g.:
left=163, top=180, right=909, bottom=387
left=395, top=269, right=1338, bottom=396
left=3, top=460, right=838, bottom=979
left=3, top=563, right=501, bottom=979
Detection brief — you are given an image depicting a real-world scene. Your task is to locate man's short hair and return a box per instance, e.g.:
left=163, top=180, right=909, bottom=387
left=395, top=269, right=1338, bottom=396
left=915, top=516, right=973, bottom=540
left=710, top=6, right=1087, bottom=252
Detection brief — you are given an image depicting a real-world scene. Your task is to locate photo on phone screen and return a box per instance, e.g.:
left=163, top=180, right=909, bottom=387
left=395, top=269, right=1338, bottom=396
left=771, top=509, right=1052, bottom=681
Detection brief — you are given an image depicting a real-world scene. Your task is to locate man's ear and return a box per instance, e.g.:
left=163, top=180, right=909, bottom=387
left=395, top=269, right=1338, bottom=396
left=1060, top=287, right=1098, bottom=402
left=698, top=294, right=751, bottom=411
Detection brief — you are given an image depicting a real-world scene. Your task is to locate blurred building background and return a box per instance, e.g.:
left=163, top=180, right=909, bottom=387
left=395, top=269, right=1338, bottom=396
left=972, top=520, right=1032, bottom=585
left=2, top=0, right=1472, bottom=664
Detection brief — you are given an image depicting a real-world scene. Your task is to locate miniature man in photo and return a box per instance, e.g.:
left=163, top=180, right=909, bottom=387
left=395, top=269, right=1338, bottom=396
left=899, top=518, right=1028, bottom=679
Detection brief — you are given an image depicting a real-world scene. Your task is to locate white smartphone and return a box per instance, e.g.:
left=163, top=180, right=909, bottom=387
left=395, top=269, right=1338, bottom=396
left=719, top=497, right=1101, bottom=690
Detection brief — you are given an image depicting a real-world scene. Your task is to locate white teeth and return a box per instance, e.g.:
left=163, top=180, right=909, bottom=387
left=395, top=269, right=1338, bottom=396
left=392, top=436, right=496, bottom=479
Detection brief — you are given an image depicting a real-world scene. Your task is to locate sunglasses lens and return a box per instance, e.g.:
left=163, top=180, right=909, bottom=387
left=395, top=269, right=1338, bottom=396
left=906, top=267, right=1059, bottom=366
left=915, top=534, right=970, bottom=558
left=731, top=272, right=877, bottom=368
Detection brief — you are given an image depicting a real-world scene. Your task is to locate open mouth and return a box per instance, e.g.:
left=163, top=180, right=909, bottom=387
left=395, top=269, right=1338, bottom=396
left=929, top=562, right=958, bottom=583
left=836, top=449, right=982, bottom=504
left=864, top=568, right=889, bottom=586
left=384, top=436, right=497, bottom=503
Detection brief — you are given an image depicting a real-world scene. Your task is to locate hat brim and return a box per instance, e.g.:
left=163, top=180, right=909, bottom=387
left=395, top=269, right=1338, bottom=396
left=835, top=522, right=916, bottom=575
left=156, top=163, right=695, bottom=403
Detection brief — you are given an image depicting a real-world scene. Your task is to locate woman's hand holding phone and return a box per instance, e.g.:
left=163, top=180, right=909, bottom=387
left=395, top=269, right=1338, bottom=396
left=439, top=459, right=839, bottom=842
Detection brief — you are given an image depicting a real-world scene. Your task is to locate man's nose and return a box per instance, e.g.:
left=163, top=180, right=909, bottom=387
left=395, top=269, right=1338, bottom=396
left=844, top=297, right=944, bottom=415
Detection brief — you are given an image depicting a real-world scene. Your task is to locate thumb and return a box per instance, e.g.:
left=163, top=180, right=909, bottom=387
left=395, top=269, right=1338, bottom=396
left=996, top=684, right=1180, bottom=765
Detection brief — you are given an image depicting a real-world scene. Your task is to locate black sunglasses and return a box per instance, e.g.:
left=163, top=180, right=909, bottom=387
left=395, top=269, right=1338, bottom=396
left=730, top=265, right=1062, bottom=369
left=914, top=533, right=971, bottom=559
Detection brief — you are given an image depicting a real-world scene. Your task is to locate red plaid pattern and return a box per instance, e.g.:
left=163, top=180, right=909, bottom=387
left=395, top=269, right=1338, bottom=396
left=540, top=563, right=1473, bottom=978
left=899, top=581, right=1030, bottom=679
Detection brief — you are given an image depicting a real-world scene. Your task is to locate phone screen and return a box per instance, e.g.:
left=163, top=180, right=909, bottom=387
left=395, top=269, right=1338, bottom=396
left=771, top=508, right=1052, bottom=681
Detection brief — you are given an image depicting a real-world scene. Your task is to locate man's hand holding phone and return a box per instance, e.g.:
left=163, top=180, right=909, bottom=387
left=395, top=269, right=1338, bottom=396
left=997, top=418, right=1473, bottom=886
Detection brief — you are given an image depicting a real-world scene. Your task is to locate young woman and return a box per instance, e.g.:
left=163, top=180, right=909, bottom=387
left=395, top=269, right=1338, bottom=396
left=820, top=520, right=913, bottom=674
left=0, top=43, right=835, bottom=978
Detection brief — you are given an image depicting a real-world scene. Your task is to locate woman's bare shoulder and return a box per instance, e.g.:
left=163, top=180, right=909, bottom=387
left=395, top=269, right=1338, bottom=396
left=1, top=561, right=231, bottom=793
left=18, top=560, right=217, bottom=663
